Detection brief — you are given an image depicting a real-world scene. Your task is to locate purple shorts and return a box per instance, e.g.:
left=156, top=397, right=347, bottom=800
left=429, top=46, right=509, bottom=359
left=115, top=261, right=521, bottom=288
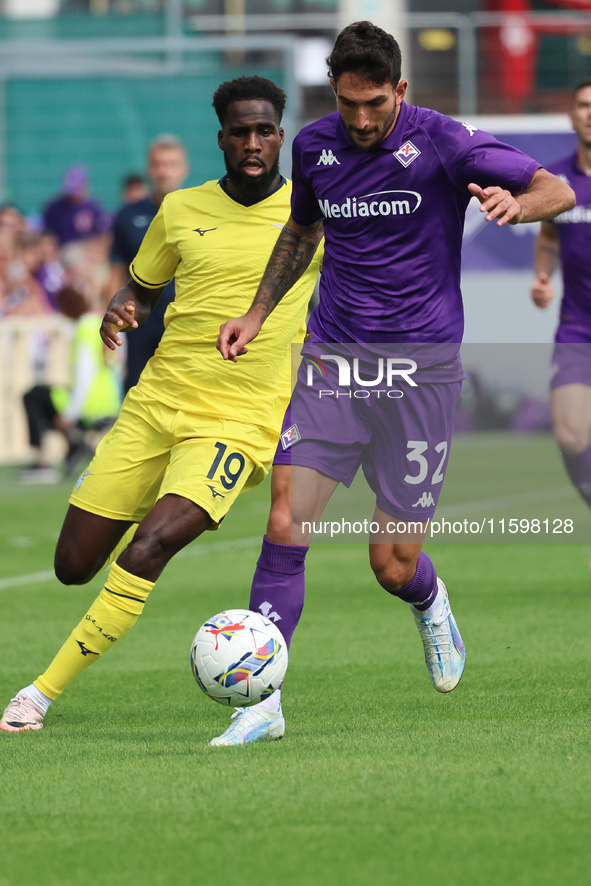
left=550, top=341, right=591, bottom=390
left=274, top=348, right=462, bottom=521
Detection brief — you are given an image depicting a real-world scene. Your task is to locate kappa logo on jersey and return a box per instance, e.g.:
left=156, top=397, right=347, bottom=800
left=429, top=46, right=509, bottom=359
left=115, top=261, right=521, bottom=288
left=394, top=141, right=421, bottom=168
left=206, top=484, right=225, bottom=499
left=281, top=423, right=301, bottom=450
left=75, top=469, right=93, bottom=490
left=412, top=491, right=436, bottom=508
left=258, top=601, right=282, bottom=623
left=462, top=122, right=478, bottom=137
left=76, top=640, right=99, bottom=657
left=317, top=149, right=340, bottom=166
left=193, top=227, right=217, bottom=236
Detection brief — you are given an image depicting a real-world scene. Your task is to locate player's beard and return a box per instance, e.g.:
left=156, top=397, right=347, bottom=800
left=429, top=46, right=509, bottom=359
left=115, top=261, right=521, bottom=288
left=348, top=108, right=398, bottom=151
left=223, top=155, right=281, bottom=199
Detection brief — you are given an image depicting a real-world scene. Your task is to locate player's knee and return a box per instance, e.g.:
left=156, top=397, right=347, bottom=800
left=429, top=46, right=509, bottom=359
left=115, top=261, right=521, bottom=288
left=555, top=422, right=588, bottom=454
left=371, top=556, right=415, bottom=594
left=54, top=546, right=98, bottom=586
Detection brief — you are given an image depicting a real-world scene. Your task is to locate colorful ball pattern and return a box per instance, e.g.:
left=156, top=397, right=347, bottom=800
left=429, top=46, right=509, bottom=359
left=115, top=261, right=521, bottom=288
left=190, top=608, right=288, bottom=707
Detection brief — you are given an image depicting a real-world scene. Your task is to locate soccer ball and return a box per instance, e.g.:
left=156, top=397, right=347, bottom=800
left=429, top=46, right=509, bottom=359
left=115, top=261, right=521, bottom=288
left=190, top=609, right=288, bottom=707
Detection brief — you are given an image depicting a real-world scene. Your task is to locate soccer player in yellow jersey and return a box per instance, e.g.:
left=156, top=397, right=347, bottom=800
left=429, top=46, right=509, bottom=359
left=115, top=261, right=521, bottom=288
left=0, top=76, right=321, bottom=739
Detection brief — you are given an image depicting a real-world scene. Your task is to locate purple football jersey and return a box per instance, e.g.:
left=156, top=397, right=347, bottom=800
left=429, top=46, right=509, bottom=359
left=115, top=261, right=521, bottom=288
left=547, top=153, right=591, bottom=343
left=43, top=196, right=111, bottom=246
left=291, top=101, right=540, bottom=345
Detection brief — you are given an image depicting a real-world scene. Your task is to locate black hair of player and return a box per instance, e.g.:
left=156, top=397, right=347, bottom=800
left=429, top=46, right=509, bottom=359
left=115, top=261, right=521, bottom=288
left=573, top=79, right=591, bottom=98
left=327, top=21, right=402, bottom=87
left=212, top=76, right=287, bottom=126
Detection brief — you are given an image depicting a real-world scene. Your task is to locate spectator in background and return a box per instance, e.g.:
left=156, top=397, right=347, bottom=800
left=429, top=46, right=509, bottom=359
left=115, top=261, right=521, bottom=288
left=61, top=234, right=111, bottom=306
left=20, top=284, right=122, bottom=483
left=0, top=211, right=57, bottom=393
left=43, top=164, right=111, bottom=247
left=0, top=204, right=27, bottom=243
left=108, top=134, right=189, bottom=390
left=0, top=228, right=52, bottom=318
left=121, top=173, right=149, bottom=204
left=34, top=231, right=66, bottom=311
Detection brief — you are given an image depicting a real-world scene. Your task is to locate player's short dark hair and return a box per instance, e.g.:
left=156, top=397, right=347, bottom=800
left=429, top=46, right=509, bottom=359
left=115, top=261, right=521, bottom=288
left=212, top=76, right=287, bottom=125
left=574, top=79, right=591, bottom=98
left=327, top=20, right=402, bottom=86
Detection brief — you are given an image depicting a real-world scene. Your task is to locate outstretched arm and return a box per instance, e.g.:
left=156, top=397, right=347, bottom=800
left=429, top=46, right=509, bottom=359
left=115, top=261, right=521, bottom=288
left=217, top=215, right=323, bottom=362
left=468, top=167, right=575, bottom=227
left=100, top=277, right=165, bottom=350
left=530, top=220, right=560, bottom=310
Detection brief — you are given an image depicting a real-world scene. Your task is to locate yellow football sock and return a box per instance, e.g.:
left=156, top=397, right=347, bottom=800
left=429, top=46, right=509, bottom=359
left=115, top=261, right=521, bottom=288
left=34, top=562, right=154, bottom=700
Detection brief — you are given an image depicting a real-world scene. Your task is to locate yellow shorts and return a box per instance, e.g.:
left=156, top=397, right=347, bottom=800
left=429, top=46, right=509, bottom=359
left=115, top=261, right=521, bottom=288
left=69, top=386, right=277, bottom=526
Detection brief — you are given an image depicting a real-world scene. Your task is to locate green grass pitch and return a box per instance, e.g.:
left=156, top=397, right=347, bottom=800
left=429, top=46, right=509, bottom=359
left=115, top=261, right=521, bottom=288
left=0, top=440, right=590, bottom=886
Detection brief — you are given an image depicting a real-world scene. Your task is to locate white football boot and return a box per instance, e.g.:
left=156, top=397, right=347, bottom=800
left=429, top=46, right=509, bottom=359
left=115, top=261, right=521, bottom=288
left=411, top=578, right=466, bottom=693
left=0, top=694, right=45, bottom=732
left=209, top=705, right=285, bottom=746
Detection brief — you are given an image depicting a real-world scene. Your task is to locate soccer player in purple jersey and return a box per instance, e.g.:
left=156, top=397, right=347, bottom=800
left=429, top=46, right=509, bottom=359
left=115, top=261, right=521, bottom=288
left=215, top=21, right=575, bottom=746
left=530, top=80, right=591, bottom=527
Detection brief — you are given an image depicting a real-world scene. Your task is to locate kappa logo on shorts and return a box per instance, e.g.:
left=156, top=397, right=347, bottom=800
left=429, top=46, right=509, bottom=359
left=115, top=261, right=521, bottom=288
left=394, top=141, right=421, bottom=168
left=206, top=484, right=225, bottom=499
left=281, top=423, right=301, bottom=450
left=412, top=491, right=435, bottom=508
left=75, top=469, right=93, bottom=490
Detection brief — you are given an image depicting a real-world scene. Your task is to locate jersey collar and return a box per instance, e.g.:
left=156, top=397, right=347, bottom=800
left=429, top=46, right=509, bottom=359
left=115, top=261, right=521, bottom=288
left=218, top=175, right=287, bottom=207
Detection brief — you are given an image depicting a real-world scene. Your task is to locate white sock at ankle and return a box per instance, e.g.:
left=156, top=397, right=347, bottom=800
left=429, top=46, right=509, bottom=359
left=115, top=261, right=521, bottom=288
left=256, top=688, right=282, bottom=713
left=20, top=684, right=52, bottom=715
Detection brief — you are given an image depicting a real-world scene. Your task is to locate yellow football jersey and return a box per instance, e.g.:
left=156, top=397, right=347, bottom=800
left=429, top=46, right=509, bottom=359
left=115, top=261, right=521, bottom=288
left=130, top=178, right=321, bottom=434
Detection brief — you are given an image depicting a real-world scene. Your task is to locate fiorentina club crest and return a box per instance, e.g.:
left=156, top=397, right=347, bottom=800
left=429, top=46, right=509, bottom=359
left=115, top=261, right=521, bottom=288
left=394, top=141, right=421, bottom=168
left=281, top=423, right=301, bottom=450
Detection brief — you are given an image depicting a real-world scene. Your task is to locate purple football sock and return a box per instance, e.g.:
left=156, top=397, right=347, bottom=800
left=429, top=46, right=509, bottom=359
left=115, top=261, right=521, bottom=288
left=249, top=536, right=308, bottom=649
left=393, top=551, right=438, bottom=610
left=562, top=445, right=591, bottom=508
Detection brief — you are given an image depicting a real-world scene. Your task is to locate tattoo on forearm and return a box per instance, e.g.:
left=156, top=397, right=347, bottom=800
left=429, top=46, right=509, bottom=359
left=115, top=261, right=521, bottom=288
left=254, top=226, right=318, bottom=317
left=539, top=244, right=559, bottom=258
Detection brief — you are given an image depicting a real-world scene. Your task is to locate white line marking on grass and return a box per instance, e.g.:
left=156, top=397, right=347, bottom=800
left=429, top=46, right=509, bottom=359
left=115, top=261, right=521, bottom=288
left=0, top=570, right=57, bottom=590
left=0, top=537, right=263, bottom=590
left=438, top=487, right=574, bottom=518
